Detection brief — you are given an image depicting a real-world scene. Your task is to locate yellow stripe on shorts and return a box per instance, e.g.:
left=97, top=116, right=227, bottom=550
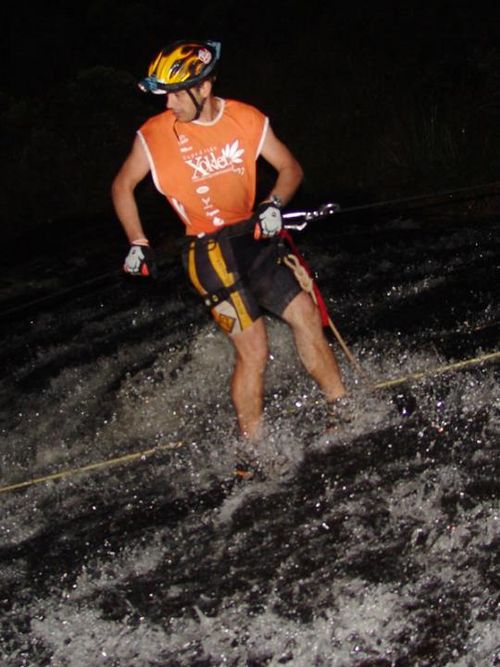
left=187, top=241, right=207, bottom=296
left=207, top=241, right=253, bottom=330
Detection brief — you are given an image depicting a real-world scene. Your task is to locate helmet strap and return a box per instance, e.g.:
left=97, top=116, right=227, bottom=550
left=186, top=88, right=205, bottom=121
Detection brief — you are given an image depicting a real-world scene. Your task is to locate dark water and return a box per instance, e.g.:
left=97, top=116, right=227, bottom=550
left=1, top=211, right=499, bottom=666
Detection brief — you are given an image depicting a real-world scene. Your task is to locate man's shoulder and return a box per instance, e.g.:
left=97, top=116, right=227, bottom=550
left=225, top=98, right=265, bottom=115
left=140, top=109, right=174, bottom=132
left=223, top=99, right=267, bottom=124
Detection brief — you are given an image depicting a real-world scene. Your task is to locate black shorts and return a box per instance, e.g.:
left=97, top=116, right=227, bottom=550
left=182, top=221, right=302, bottom=334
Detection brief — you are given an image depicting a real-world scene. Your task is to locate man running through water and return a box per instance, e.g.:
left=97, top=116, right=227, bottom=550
left=111, top=40, right=347, bottom=455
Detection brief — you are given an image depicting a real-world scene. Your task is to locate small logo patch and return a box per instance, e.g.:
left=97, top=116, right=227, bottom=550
left=198, top=48, right=212, bottom=64
left=214, top=311, right=235, bottom=334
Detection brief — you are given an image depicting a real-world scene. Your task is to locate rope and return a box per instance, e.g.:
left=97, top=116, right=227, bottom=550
left=371, top=349, right=500, bottom=390
left=4, top=181, right=500, bottom=324
left=0, top=351, right=498, bottom=496
left=0, top=440, right=184, bottom=495
left=282, top=252, right=500, bottom=395
left=283, top=253, right=370, bottom=380
left=1, top=198, right=498, bottom=494
left=332, top=180, right=500, bottom=215
left=0, top=269, right=122, bottom=321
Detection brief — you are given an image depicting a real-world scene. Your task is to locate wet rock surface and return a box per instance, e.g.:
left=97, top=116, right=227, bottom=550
left=1, top=212, right=499, bottom=666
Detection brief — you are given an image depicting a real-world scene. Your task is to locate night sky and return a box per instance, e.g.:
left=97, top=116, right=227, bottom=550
left=5, top=2, right=499, bottom=97
left=3, top=1, right=500, bottom=242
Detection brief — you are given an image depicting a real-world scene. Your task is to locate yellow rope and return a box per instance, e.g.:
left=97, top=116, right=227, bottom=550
left=1, top=282, right=498, bottom=500
left=371, top=349, right=500, bottom=390
left=0, top=440, right=184, bottom=495
left=0, top=350, right=498, bottom=496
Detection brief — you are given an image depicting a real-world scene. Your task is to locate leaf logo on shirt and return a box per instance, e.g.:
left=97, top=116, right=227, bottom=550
left=222, top=140, right=244, bottom=164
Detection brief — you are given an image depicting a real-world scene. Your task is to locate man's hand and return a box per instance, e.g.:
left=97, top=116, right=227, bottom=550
left=253, top=200, right=283, bottom=239
left=123, top=241, right=158, bottom=278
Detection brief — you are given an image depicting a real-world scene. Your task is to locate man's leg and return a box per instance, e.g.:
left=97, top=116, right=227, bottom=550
left=282, top=291, right=346, bottom=401
left=229, top=317, right=269, bottom=441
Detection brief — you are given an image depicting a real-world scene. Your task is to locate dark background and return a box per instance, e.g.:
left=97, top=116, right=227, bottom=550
left=2, top=9, right=500, bottom=667
left=2, top=0, right=500, bottom=247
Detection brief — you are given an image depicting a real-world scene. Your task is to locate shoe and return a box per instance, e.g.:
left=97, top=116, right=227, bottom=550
left=233, top=458, right=264, bottom=481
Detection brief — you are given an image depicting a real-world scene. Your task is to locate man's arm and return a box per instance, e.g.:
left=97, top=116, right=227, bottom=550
left=111, top=135, right=152, bottom=243
left=259, top=125, right=304, bottom=206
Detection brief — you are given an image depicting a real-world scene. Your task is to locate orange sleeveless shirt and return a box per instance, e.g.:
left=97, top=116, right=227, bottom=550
left=138, top=99, right=269, bottom=236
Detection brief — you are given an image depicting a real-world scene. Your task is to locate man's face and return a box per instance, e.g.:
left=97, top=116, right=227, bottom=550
left=166, top=88, right=202, bottom=122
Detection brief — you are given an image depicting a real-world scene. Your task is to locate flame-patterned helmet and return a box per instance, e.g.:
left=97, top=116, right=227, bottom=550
left=138, top=40, right=221, bottom=94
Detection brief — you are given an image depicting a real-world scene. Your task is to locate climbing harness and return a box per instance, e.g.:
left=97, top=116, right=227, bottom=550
left=201, top=280, right=244, bottom=308
left=3, top=180, right=499, bottom=322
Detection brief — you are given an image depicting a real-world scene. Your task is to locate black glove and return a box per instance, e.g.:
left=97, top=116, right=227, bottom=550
left=253, top=200, right=283, bottom=239
left=123, top=243, right=158, bottom=279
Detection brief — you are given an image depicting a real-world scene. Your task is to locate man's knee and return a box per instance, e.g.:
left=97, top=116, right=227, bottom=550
left=283, top=291, right=321, bottom=328
left=231, top=319, right=268, bottom=367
